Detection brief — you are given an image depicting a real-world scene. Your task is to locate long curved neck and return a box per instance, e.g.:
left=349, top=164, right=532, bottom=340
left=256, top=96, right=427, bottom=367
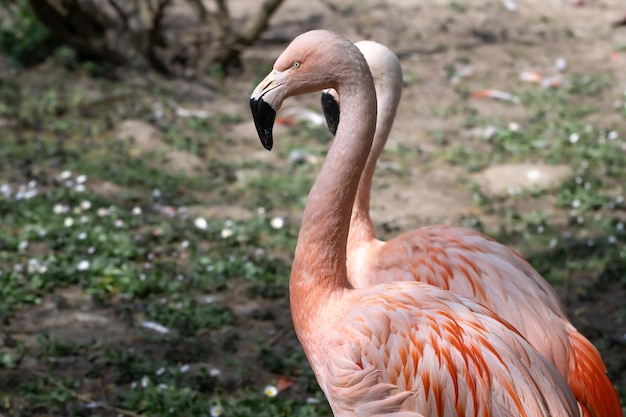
left=350, top=79, right=400, bottom=243
left=291, top=77, right=377, bottom=298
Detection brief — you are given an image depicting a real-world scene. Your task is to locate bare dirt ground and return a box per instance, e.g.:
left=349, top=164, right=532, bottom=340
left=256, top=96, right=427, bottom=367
left=3, top=0, right=626, bottom=412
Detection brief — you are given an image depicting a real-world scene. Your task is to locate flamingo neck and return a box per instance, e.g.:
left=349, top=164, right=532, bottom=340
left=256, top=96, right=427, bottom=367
left=350, top=77, right=400, bottom=245
left=290, top=77, right=376, bottom=305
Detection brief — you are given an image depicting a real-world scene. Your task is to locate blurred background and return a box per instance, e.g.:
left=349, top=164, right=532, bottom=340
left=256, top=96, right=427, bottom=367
left=0, top=0, right=625, bottom=415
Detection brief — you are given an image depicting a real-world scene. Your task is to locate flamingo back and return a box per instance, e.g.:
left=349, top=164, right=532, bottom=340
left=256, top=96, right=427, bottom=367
left=347, top=224, right=621, bottom=416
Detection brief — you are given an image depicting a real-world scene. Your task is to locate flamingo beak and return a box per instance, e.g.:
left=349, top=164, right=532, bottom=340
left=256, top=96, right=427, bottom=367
left=321, top=89, right=340, bottom=136
left=250, top=70, right=287, bottom=151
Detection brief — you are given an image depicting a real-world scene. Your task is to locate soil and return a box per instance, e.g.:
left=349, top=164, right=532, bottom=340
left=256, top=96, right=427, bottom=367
left=3, top=0, right=626, bottom=412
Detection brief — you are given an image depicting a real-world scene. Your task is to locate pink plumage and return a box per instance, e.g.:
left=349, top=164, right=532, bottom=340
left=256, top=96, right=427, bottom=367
left=250, top=29, right=582, bottom=417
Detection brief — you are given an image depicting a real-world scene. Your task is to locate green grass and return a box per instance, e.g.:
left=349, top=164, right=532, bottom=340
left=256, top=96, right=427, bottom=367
left=0, top=66, right=329, bottom=417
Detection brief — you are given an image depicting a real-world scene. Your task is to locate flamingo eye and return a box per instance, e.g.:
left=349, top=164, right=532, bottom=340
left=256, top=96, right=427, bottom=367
left=292, top=61, right=301, bottom=69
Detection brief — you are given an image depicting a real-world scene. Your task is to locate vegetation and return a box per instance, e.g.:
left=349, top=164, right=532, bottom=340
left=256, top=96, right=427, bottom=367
left=0, top=0, right=284, bottom=74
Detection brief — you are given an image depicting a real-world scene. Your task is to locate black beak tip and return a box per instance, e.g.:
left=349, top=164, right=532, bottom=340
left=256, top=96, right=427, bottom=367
left=250, top=98, right=275, bottom=151
left=321, top=92, right=340, bottom=136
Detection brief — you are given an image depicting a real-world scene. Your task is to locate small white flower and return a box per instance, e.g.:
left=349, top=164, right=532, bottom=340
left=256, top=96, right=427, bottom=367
left=526, top=169, right=541, bottom=182
left=180, top=240, right=190, bottom=249
left=23, top=189, right=38, bottom=199
left=114, top=219, right=124, bottom=228
left=152, top=189, right=161, bottom=198
left=18, top=241, right=29, bottom=251
left=80, top=215, right=89, bottom=224
left=97, top=208, right=109, bottom=217
left=209, top=368, right=221, bottom=377
left=270, top=217, right=285, bottom=230
left=608, top=130, right=619, bottom=140
left=64, top=217, right=74, bottom=227
left=0, top=183, right=11, bottom=197
left=76, top=174, right=87, bottom=184
left=194, top=217, right=208, bottom=230
left=507, top=122, right=520, bottom=132
left=264, top=385, right=278, bottom=398
left=569, top=133, right=580, bottom=144
left=59, top=170, right=72, bottom=180
left=53, top=204, right=68, bottom=214
left=77, top=260, right=90, bottom=271
left=179, top=364, right=190, bottom=373
left=482, top=125, right=498, bottom=139
left=27, top=259, right=39, bottom=274
left=571, top=199, right=581, bottom=209
left=27, top=180, right=37, bottom=189
left=80, top=201, right=92, bottom=210
left=64, top=180, right=74, bottom=188
left=78, top=232, right=87, bottom=240
left=74, top=184, right=86, bottom=193
left=210, top=405, right=223, bottom=417
left=38, top=264, right=48, bottom=274
left=141, top=376, right=150, bottom=388
left=156, top=367, right=166, bottom=376
left=608, top=235, right=617, bottom=244
left=132, top=207, right=142, bottom=215
left=221, top=228, right=233, bottom=238
left=306, top=397, right=320, bottom=404
left=257, top=207, right=266, bottom=215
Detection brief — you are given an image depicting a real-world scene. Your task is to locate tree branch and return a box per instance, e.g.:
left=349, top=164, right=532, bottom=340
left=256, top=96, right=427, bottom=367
left=146, top=0, right=172, bottom=74
left=237, top=0, right=284, bottom=47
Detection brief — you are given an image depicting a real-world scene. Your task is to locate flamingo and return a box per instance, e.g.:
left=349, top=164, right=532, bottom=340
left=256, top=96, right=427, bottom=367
left=320, top=41, right=622, bottom=417
left=250, top=29, right=580, bottom=417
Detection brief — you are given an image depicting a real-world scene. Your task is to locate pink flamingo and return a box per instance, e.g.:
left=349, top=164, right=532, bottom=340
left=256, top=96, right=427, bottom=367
left=250, top=29, right=580, bottom=417
left=320, top=40, right=622, bottom=417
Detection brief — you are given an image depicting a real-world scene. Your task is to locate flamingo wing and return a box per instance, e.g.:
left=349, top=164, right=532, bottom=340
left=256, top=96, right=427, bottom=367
left=350, top=225, right=620, bottom=416
left=317, top=282, right=579, bottom=417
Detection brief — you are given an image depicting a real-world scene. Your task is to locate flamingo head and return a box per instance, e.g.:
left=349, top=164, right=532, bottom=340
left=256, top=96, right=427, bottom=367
left=250, top=30, right=369, bottom=151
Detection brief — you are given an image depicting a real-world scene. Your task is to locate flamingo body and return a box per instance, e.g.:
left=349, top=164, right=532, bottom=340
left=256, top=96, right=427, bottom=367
left=250, top=29, right=581, bottom=417
left=321, top=41, right=622, bottom=417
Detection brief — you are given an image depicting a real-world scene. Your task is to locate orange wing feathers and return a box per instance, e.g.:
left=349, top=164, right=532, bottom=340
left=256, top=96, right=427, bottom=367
left=351, top=225, right=622, bottom=416
left=318, top=283, right=579, bottom=417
